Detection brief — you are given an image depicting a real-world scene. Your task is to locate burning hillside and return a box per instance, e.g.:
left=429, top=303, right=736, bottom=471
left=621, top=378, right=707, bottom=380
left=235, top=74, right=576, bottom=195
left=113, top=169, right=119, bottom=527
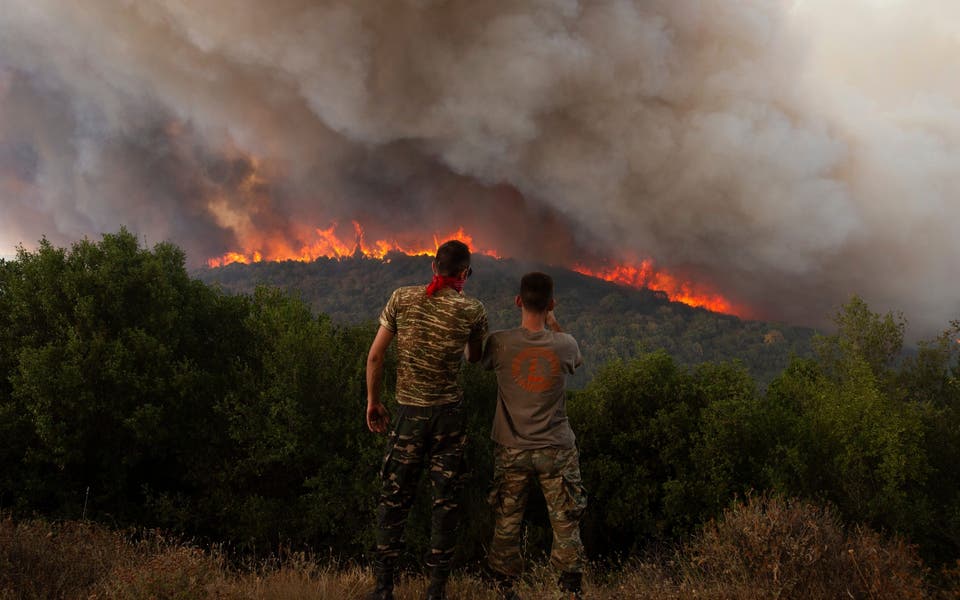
left=197, top=250, right=815, bottom=386
left=206, top=221, right=741, bottom=315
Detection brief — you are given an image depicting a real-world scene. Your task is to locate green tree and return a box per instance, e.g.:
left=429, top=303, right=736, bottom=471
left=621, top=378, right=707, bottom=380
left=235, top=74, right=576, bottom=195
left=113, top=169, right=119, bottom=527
left=767, top=297, right=938, bottom=556
left=897, top=321, right=960, bottom=560
left=3, top=231, right=231, bottom=516
left=571, top=352, right=700, bottom=552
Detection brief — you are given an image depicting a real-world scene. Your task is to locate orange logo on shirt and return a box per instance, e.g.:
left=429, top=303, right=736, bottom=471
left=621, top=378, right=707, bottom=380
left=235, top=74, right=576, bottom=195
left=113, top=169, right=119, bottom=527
left=511, top=347, right=561, bottom=393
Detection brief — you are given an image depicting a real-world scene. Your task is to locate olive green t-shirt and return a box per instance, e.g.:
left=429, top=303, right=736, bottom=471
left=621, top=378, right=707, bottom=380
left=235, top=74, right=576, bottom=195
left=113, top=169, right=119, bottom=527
left=482, top=327, right=583, bottom=449
left=379, top=285, right=488, bottom=407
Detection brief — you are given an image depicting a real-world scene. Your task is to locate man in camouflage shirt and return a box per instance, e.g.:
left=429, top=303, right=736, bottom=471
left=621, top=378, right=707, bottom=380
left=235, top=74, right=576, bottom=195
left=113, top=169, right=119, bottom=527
left=365, top=240, right=488, bottom=600
left=482, top=272, right=587, bottom=600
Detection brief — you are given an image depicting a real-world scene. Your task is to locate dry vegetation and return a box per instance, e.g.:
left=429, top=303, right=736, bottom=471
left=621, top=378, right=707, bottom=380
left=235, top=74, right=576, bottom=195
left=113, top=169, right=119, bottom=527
left=1, top=496, right=956, bottom=600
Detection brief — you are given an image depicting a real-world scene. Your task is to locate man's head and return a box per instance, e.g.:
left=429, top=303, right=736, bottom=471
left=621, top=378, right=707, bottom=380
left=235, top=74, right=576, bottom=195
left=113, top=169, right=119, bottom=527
left=518, top=271, right=555, bottom=313
left=434, top=240, right=472, bottom=277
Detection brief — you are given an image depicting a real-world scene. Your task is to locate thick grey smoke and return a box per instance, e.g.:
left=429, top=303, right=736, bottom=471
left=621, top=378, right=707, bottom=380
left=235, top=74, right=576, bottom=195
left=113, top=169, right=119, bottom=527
left=1, top=0, right=958, bottom=335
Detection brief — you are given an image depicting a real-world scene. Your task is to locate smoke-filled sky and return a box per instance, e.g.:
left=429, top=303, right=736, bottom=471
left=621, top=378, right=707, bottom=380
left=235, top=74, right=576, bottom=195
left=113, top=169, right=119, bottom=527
left=1, top=0, right=958, bottom=335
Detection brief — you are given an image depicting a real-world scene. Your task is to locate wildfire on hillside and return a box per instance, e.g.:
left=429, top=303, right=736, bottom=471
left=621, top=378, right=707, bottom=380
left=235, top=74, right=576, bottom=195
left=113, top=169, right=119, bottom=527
left=207, top=221, right=744, bottom=316
left=571, top=262, right=741, bottom=315
left=207, top=221, right=500, bottom=267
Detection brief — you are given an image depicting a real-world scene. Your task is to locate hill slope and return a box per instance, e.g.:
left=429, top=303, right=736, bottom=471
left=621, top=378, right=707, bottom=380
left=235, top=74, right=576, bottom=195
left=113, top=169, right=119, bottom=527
left=196, top=253, right=816, bottom=385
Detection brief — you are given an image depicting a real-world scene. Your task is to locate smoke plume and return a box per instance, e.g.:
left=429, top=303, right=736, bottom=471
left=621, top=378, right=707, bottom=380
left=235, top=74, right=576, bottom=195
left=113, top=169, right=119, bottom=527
left=1, top=0, right=958, bottom=334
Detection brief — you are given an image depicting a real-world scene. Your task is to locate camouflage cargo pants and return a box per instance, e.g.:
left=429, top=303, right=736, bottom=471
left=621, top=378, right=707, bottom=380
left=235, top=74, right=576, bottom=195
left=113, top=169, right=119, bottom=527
left=488, top=444, right=587, bottom=577
left=374, top=401, right=467, bottom=578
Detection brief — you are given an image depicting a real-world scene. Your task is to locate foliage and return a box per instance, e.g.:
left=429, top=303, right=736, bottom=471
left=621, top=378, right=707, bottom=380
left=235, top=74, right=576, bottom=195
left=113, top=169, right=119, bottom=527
left=764, top=299, right=958, bottom=559
left=1, top=232, right=959, bottom=576
left=569, top=297, right=959, bottom=566
left=570, top=352, right=768, bottom=553
left=683, top=494, right=928, bottom=599
left=0, top=231, right=384, bottom=556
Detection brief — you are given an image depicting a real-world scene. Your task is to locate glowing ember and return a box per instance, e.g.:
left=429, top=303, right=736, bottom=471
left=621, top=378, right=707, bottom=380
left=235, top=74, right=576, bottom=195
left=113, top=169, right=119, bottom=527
left=207, top=223, right=741, bottom=316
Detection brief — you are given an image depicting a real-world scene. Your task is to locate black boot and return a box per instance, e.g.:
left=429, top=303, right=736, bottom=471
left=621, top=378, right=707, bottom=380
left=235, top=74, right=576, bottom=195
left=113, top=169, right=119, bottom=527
left=425, top=564, right=452, bottom=600
left=558, top=571, right=583, bottom=599
left=495, top=580, right=520, bottom=600
left=488, top=571, right=520, bottom=600
left=425, top=576, right=447, bottom=600
left=366, top=562, right=394, bottom=600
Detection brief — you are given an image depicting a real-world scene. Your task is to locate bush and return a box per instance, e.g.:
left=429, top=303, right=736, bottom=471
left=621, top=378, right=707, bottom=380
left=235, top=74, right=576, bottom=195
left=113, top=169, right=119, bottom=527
left=682, top=494, right=928, bottom=599
left=0, top=515, right=126, bottom=599
left=570, top=352, right=769, bottom=554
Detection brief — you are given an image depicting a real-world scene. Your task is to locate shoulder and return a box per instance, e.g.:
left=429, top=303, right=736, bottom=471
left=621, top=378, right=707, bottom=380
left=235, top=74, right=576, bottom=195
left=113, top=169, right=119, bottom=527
left=396, top=285, right=424, bottom=296
left=391, top=285, right=425, bottom=303
left=456, top=294, right=487, bottom=322
left=460, top=294, right=486, bottom=312
left=486, top=329, right=510, bottom=342
left=554, top=331, right=580, bottom=348
left=484, top=329, right=518, bottom=350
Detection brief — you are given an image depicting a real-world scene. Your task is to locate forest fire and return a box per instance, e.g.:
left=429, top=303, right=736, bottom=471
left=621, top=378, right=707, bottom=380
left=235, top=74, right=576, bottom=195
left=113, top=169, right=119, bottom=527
left=207, top=222, right=501, bottom=267
left=207, top=222, right=741, bottom=316
left=571, top=262, right=740, bottom=315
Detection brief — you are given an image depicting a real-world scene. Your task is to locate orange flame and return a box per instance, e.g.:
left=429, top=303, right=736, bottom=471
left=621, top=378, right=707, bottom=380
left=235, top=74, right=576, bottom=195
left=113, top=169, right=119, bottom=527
left=208, top=222, right=742, bottom=316
left=207, top=221, right=500, bottom=267
left=571, top=261, right=742, bottom=315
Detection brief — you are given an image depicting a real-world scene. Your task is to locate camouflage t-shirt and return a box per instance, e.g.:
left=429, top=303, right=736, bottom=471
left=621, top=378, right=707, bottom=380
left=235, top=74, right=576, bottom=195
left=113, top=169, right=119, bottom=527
left=379, top=285, right=488, bottom=407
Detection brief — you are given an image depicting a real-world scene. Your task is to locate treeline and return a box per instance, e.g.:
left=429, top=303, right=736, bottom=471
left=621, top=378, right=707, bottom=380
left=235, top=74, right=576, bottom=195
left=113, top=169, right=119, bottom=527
left=1, top=230, right=958, bottom=570
left=198, top=252, right=817, bottom=386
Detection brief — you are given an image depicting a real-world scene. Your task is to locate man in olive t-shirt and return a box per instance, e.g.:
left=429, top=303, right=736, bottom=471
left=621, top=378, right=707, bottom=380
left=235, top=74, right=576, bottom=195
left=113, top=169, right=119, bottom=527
left=481, top=272, right=587, bottom=600
left=365, top=240, right=488, bottom=600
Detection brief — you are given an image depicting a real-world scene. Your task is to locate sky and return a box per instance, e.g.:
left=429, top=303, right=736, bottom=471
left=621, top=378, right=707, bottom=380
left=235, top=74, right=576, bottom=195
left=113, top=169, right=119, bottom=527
left=0, top=0, right=958, bottom=336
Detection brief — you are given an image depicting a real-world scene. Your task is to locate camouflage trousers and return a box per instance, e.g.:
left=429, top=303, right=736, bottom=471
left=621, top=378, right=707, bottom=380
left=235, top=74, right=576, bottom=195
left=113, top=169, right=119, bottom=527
left=374, top=401, right=467, bottom=578
left=488, top=444, right=587, bottom=577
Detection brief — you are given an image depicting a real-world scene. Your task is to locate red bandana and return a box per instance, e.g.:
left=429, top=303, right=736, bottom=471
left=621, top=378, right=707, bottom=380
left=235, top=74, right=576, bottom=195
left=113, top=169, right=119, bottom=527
left=426, top=274, right=466, bottom=296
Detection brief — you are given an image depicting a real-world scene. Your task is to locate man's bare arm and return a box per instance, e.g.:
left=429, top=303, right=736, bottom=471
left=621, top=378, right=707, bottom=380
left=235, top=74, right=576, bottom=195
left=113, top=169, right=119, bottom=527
left=546, top=310, right=563, bottom=333
left=366, top=326, right=395, bottom=433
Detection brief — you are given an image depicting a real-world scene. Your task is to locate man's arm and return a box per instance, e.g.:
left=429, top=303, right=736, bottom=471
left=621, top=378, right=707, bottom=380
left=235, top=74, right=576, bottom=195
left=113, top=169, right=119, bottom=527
left=465, top=308, right=489, bottom=363
left=546, top=310, right=563, bottom=333
left=480, top=333, right=497, bottom=371
left=465, top=338, right=483, bottom=363
left=366, top=325, right=395, bottom=433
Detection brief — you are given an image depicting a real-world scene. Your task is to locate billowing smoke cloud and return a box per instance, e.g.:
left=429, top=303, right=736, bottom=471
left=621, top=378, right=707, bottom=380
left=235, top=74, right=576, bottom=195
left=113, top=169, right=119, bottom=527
left=1, top=0, right=958, bottom=335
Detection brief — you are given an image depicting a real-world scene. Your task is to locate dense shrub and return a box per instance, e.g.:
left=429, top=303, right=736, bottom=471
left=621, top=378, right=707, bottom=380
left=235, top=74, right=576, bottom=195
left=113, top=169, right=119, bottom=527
left=570, top=352, right=772, bottom=554
left=683, top=494, right=927, bottom=599
left=0, top=232, right=385, bottom=555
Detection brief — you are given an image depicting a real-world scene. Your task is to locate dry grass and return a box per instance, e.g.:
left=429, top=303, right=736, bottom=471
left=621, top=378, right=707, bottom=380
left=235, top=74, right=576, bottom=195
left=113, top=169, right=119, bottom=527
left=677, top=494, right=930, bottom=599
left=1, top=497, right=956, bottom=599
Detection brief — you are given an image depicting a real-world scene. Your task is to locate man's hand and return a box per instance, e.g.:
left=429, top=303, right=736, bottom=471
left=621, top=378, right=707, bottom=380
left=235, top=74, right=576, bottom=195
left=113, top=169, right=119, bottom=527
left=366, top=401, right=390, bottom=433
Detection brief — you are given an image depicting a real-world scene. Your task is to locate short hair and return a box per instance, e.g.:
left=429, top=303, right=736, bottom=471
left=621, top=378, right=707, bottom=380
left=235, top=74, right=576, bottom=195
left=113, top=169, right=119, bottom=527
left=434, top=240, right=471, bottom=276
left=520, top=272, right=554, bottom=312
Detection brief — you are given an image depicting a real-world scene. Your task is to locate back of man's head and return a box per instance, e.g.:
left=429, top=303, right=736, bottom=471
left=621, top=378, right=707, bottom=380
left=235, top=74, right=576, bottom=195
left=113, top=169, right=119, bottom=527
left=434, top=240, right=472, bottom=276
left=520, top=272, right=554, bottom=313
